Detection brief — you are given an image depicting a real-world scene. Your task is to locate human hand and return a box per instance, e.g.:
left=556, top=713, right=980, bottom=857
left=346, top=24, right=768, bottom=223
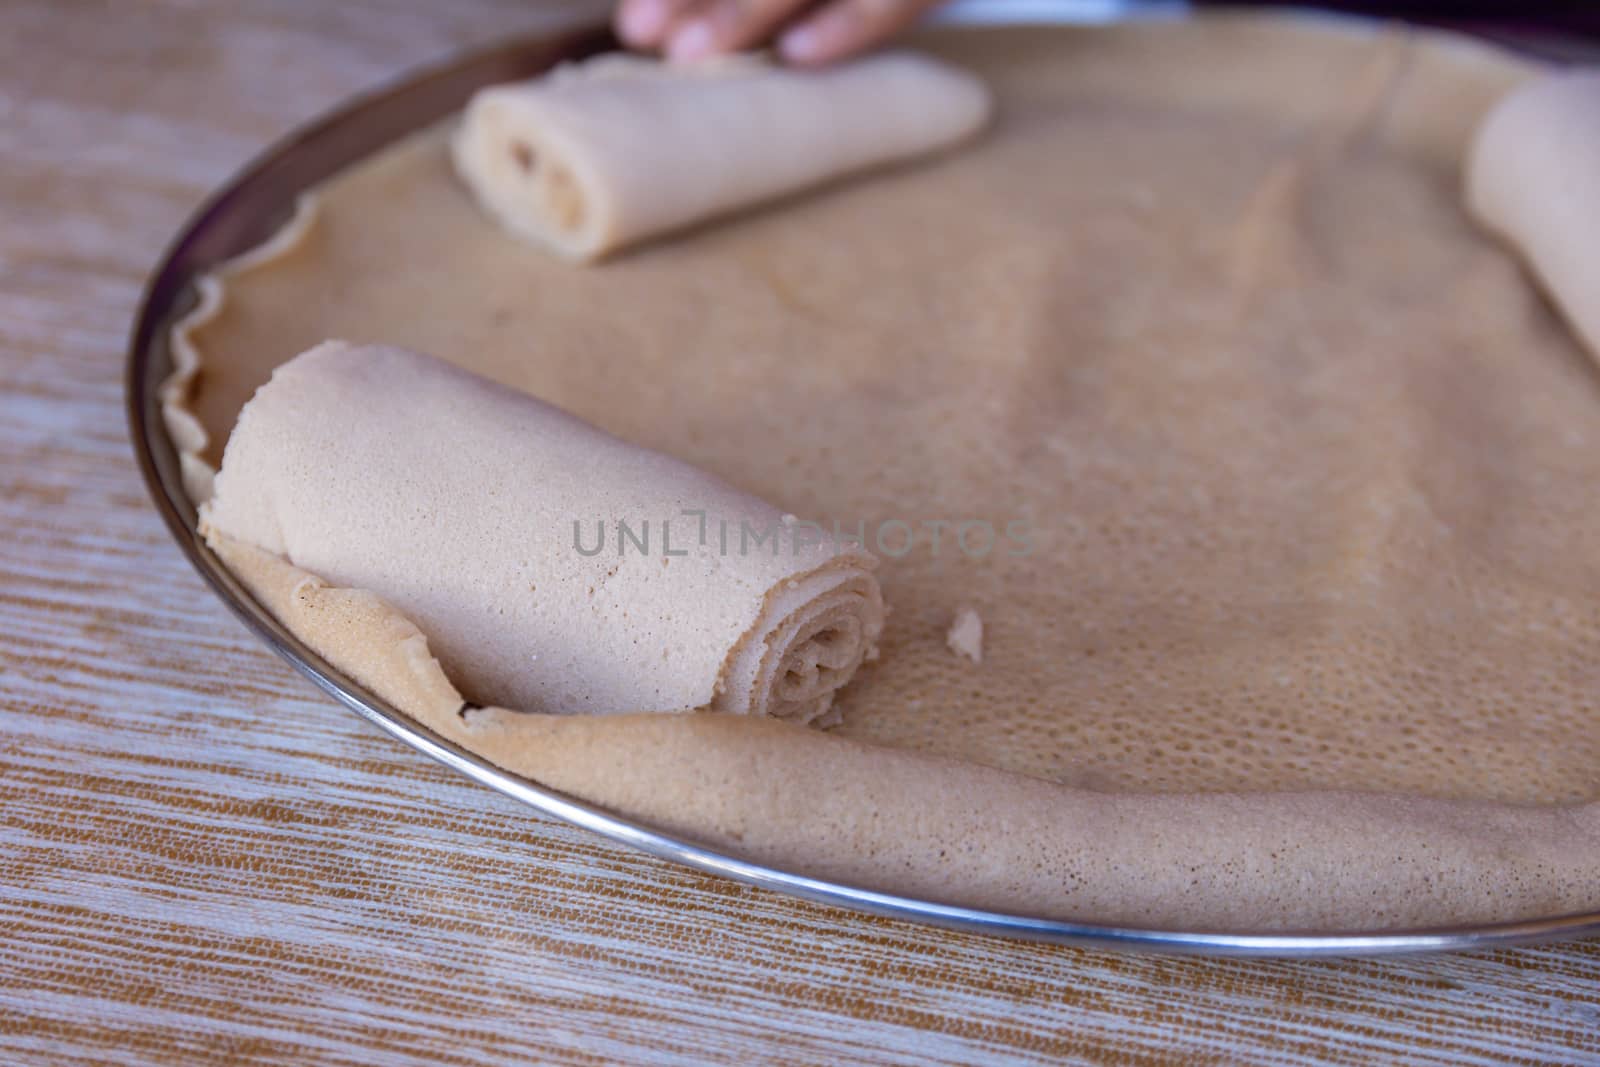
left=614, top=0, right=947, bottom=67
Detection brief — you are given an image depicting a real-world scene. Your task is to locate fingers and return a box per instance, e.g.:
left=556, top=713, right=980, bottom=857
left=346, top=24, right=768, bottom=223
left=617, top=0, right=819, bottom=62
left=613, top=0, right=703, bottom=51
left=614, top=0, right=941, bottom=65
left=779, top=0, right=943, bottom=65
left=665, top=0, right=824, bottom=62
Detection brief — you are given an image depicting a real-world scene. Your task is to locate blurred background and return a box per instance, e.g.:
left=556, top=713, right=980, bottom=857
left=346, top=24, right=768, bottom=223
left=932, top=0, right=1599, bottom=59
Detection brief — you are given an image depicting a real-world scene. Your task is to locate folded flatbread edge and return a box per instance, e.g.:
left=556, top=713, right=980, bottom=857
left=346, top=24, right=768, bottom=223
left=208, top=530, right=1600, bottom=931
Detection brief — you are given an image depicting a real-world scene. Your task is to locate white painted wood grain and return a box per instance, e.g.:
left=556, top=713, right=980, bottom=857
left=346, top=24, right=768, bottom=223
left=2, top=1, right=1599, bottom=1063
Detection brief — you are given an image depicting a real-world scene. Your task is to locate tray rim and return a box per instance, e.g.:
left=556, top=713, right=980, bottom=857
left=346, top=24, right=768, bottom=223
left=126, top=10, right=1600, bottom=957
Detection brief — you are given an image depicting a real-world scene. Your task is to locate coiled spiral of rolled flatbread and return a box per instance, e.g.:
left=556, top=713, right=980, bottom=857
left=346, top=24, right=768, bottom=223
left=201, top=341, right=883, bottom=724
left=450, top=50, right=993, bottom=260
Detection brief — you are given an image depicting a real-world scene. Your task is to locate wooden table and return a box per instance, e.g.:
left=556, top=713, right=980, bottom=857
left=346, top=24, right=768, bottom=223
left=3, top=2, right=1599, bottom=1062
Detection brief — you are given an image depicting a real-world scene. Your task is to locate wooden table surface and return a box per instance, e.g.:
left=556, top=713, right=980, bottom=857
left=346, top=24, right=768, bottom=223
left=4, top=1, right=1599, bottom=1063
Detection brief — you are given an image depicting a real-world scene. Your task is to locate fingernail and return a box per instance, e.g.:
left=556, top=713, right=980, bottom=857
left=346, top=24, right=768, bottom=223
left=779, top=25, right=823, bottom=64
left=667, top=20, right=714, bottom=63
left=618, top=0, right=666, bottom=45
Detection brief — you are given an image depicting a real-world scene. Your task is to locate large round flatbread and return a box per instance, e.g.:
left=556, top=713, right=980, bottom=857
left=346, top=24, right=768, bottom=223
left=167, top=16, right=1600, bottom=930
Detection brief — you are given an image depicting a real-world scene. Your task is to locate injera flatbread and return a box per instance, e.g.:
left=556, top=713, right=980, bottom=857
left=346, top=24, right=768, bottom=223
left=1468, top=69, right=1600, bottom=360
left=450, top=50, right=992, bottom=259
left=201, top=340, right=885, bottom=725
left=166, top=16, right=1600, bottom=930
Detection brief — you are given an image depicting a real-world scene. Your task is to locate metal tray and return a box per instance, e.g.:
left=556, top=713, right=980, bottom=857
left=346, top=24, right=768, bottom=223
left=126, top=9, right=1600, bottom=956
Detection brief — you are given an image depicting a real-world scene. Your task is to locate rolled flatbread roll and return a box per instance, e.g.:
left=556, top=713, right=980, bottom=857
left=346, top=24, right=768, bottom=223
left=1467, top=70, right=1600, bottom=359
left=201, top=341, right=883, bottom=723
left=450, top=51, right=993, bottom=260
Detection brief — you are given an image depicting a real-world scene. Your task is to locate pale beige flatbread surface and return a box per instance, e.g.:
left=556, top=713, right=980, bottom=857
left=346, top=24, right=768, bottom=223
left=172, top=17, right=1600, bottom=929
left=201, top=340, right=884, bottom=723
left=450, top=50, right=992, bottom=258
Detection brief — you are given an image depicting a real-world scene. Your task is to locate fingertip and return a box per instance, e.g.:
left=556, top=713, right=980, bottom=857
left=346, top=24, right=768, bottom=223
left=780, top=0, right=937, bottom=65
left=615, top=0, right=657, bottom=46
left=777, top=24, right=825, bottom=65
left=666, top=19, right=715, bottom=63
left=777, top=4, right=866, bottom=66
left=779, top=12, right=854, bottom=66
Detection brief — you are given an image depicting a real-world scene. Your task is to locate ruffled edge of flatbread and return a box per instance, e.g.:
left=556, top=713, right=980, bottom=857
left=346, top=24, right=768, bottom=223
left=163, top=193, right=322, bottom=507
left=208, top=527, right=1600, bottom=931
